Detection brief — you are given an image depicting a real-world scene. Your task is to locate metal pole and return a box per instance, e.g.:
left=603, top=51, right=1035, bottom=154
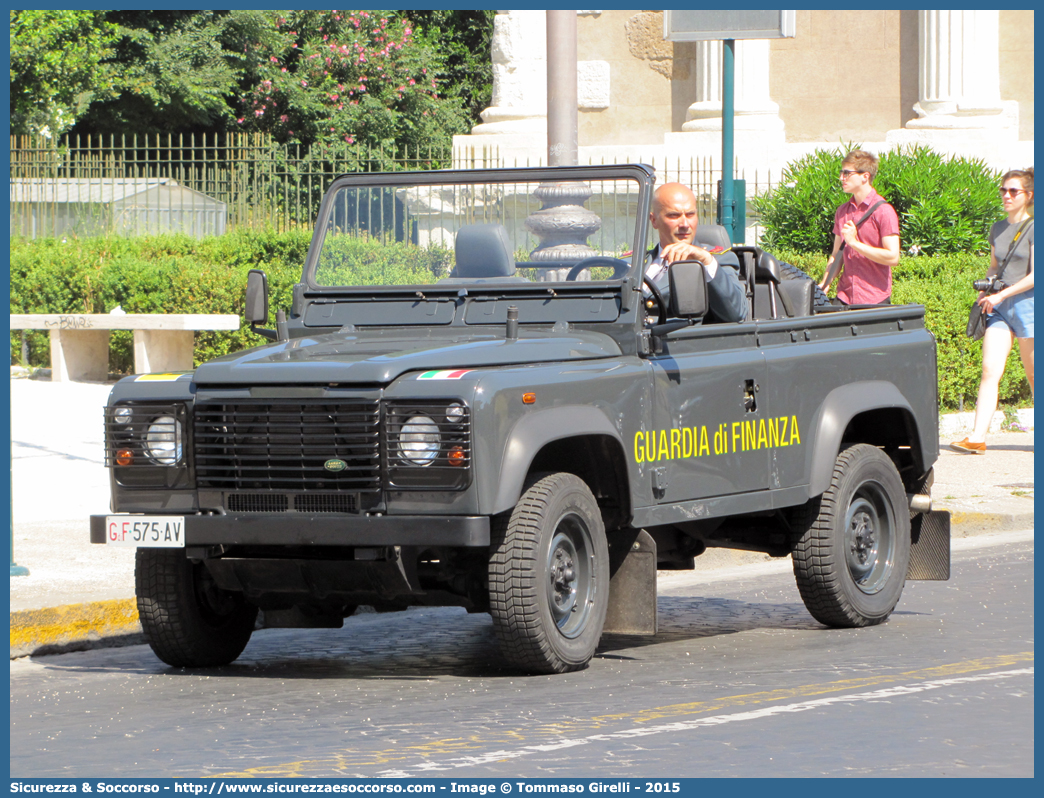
left=546, top=10, right=578, bottom=166
left=720, top=39, right=736, bottom=242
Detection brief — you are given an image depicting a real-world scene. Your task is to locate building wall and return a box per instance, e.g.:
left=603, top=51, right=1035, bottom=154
left=1000, top=9, right=1034, bottom=141
left=770, top=10, right=917, bottom=143
left=577, top=10, right=697, bottom=146
left=570, top=9, right=1032, bottom=147
left=458, top=10, right=1032, bottom=175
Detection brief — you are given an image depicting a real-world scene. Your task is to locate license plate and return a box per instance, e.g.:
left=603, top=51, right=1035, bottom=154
left=106, top=516, right=185, bottom=548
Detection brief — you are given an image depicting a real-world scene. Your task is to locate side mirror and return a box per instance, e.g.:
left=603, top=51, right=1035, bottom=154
left=245, top=269, right=269, bottom=325
left=668, top=260, right=709, bottom=319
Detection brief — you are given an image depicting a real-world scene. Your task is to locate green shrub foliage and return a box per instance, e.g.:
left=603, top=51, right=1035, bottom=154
left=773, top=248, right=1029, bottom=410
left=10, top=233, right=1030, bottom=410
left=753, top=144, right=1001, bottom=257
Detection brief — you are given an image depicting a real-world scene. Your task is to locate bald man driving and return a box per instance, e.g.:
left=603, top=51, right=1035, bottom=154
left=645, top=182, right=747, bottom=324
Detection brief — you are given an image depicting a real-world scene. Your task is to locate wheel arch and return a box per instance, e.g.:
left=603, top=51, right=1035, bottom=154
left=808, top=381, right=930, bottom=496
left=491, top=406, right=631, bottom=520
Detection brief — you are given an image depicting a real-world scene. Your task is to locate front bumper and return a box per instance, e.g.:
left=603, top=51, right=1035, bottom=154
left=90, top=513, right=490, bottom=548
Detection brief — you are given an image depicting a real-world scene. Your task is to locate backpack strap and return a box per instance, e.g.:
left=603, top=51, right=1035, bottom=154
left=837, top=200, right=888, bottom=256
left=996, top=218, right=1033, bottom=282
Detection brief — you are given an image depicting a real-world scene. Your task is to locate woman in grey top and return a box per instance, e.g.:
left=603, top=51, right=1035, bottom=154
left=951, top=168, right=1034, bottom=454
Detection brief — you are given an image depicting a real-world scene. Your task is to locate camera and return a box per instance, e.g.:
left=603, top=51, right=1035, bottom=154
left=972, top=276, right=1008, bottom=294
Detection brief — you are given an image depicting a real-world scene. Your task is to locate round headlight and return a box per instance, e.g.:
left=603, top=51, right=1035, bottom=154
left=145, top=415, right=182, bottom=465
left=399, top=415, right=440, bottom=466
left=113, top=406, right=133, bottom=425
left=446, top=403, right=465, bottom=422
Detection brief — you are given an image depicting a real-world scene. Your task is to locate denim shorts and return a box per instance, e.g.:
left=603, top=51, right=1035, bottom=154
left=986, top=288, right=1034, bottom=339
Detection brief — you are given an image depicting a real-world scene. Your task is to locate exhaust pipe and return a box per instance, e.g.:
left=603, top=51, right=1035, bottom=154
left=907, top=493, right=932, bottom=513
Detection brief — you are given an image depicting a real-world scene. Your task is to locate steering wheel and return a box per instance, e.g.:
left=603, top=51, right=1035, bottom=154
left=642, top=275, right=668, bottom=326
left=565, top=256, right=631, bottom=282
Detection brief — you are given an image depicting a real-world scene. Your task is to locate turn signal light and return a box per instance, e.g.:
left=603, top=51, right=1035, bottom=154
left=448, top=446, right=466, bottom=467
left=522, top=393, right=536, bottom=404
left=116, top=449, right=134, bottom=466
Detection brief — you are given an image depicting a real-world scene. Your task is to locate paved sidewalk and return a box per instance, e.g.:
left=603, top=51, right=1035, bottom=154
left=8, top=374, right=1034, bottom=657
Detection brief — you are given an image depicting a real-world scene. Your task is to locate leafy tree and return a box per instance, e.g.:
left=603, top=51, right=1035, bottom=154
left=73, top=11, right=261, bottom=136
left=410, top=10, right=495, bottom=124
left=58, top=10, right=493, bottom=151
left=9, top=10, right=118, bottom=137
left=232, top=10, right=468, bottom=150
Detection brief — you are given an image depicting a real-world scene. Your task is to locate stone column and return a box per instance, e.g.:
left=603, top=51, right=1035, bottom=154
left=470, top=11, right=548, bottom=136
left=904, top=10, right=1017, bottom=137
left=681, top=39, right=783, bottom=133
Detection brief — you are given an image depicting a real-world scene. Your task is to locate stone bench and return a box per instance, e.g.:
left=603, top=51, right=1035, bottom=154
left=9, top=314, right=240, bottom=382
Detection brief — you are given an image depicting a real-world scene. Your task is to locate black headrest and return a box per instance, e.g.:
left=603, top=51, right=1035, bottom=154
left=454, top=223, right=516, bottom=278
left=693, top=224, right=732, bottom=251
left=755, top=250, right=782, bottom=283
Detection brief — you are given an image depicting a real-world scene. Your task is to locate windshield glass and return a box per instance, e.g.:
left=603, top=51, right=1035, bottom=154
left=310, top=171, right=644, bottom=288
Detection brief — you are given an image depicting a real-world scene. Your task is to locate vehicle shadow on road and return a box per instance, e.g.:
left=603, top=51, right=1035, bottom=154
left=25, top=595, right=827, bottom=680
left=598, top=594, right=821, bottom=654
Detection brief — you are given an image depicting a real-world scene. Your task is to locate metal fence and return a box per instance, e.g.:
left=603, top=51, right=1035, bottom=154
left=10, top=133, right=453, bottom=237
left=11, top=134, right=775, bottom=242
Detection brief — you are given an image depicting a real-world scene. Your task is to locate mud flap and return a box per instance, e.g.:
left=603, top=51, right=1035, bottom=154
left=907, top=510, right=951, bottom=580
left=603, top=529, right=658, bottom=634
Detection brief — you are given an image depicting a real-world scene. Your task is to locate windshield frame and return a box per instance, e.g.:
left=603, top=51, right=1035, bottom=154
left=300, top=163, right=655, bottom=297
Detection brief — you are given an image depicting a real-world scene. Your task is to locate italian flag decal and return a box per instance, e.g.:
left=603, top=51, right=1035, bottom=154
left=418, top=369, right=473, bottom=380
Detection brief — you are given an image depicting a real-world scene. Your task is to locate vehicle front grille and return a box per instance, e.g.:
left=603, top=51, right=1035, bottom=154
left=225, top=492, right=359, bottom=513
left=295, top=493, right=358, bottom=513
left=194, top=401, right=381, bottom=492
left=227, top=493, right=289, bottom=513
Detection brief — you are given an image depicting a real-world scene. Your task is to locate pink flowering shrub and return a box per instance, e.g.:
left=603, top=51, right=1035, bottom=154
left=236, top=10, right=464, bottom=151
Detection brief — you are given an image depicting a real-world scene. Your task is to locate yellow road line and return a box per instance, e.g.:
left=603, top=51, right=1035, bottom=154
left=214, top=651, right=1033, bottom=778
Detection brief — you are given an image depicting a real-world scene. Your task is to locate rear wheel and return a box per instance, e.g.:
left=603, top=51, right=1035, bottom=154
left=791, top=444, right=910, bottom=627
left=136, top=548, right=258, bottom=667
left=489, top=472, right=609, bottom=673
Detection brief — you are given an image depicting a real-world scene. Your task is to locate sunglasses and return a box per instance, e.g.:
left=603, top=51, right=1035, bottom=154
left=999, top=187, right=1025, bottom=197
left=840, top=170, right=865, bottom=178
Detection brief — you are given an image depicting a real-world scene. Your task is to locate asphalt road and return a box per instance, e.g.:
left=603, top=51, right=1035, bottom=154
left=10, top=532, right=1033, bottom=779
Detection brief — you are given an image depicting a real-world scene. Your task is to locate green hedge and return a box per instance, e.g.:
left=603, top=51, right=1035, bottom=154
left=775, top=249, right=1030, bottom=409
left=752, top=144, right=1000, bottom=256
left=10, top=229, right=312, bottom=371
left=10, top=232, right=1031, bottom=410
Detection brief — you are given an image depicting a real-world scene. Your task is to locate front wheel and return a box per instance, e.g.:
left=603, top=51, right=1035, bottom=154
left=489, top=473, right=609, bottom=673
left=791, top=444, right=910, bottom=627
left=136, top=548, right=258, bottom=667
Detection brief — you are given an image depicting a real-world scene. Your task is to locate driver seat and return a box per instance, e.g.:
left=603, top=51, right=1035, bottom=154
left=694, top=224, right=756, bottom=319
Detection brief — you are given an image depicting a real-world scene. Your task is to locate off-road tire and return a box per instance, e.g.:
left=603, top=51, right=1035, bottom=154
left=136, top=548, right=258, bottom=667
left=791, top=444, right=910, bottom=627
left=779, top=260, right=832, bottom=308
left=489, top=472, right=610, bottom=674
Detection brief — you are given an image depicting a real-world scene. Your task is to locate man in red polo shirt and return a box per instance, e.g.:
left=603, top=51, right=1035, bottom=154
left=818, top=150, right=900, bottom=305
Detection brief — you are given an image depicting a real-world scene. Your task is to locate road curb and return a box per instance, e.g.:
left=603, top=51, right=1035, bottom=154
left=943, top=509, right=1035, bottom=537
left=9, top=510, right=1032, bottom=660
left=10, top=598, right=143, bottom=659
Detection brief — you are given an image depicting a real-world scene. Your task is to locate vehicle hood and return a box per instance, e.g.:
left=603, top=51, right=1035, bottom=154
left=191, top=329, right=623, bottom=385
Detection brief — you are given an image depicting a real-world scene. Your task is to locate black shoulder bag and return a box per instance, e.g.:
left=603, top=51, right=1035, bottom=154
left=966, top=218, right=1033, bottom=340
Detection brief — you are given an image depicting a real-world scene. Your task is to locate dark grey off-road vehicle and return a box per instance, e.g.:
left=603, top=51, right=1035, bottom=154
left=91, top=164, right=950, bottom=673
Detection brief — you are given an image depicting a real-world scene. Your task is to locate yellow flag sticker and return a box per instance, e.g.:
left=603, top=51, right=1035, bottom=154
left=135, top=373, right=188, bottom=382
